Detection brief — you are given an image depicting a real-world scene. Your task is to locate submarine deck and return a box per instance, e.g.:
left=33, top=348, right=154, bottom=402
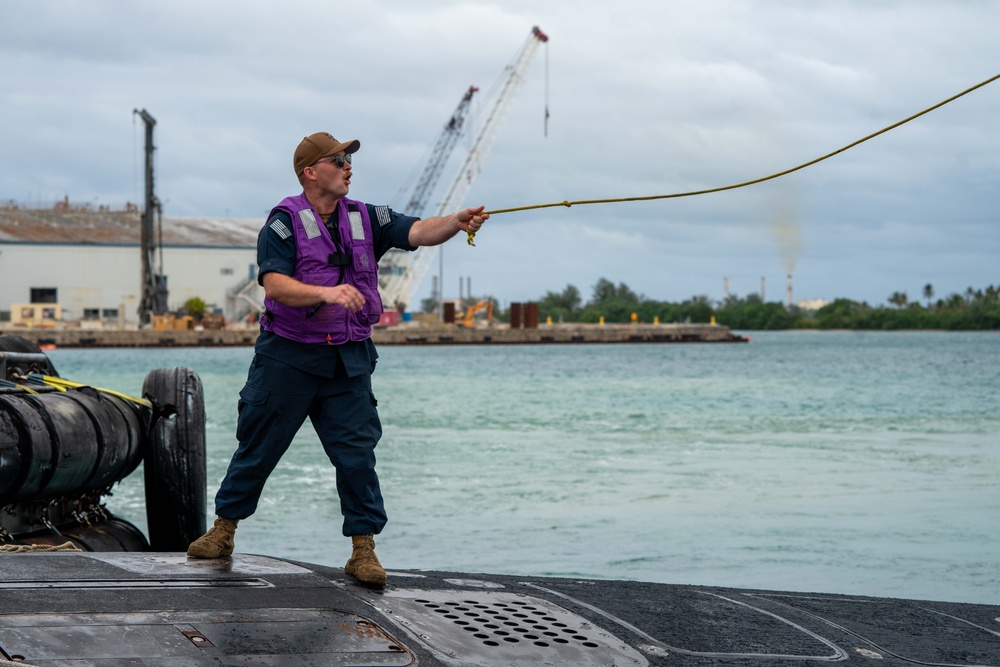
left=0, top=552, right=997, bottom=666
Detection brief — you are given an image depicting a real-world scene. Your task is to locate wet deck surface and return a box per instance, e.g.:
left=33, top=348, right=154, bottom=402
left=0, top=552, right=997, bottom=666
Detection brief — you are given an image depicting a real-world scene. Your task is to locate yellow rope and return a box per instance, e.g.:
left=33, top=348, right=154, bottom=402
left=482, top=72, right=1000, bottom=217
left=0, top=541, right=81, bottom=553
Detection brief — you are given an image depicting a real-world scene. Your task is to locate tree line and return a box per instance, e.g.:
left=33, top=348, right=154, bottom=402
left=426, top=279, right=1000, bottom=330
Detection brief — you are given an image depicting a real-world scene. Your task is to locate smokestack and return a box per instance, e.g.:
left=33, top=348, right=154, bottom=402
left=760, top=276, right=766, bottom=302
left=787, top=274, right=793, bottom=309
left=723, top=276, right=729, bottom=302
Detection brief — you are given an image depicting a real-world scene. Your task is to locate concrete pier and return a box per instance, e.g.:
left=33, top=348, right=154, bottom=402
left=0, top=323, right=747, bottom=348
left=373, top=322, right=747, bottom=345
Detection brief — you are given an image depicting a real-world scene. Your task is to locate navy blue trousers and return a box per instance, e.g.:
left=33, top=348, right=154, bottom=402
left=214, top=354, right=387, bottom=536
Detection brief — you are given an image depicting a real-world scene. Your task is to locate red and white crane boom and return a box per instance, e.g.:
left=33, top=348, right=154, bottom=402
left=378, top=26, right=549, bottom=311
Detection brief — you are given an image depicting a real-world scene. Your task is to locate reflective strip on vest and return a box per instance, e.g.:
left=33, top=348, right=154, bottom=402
left=349, top=210, right=365, bottom=240
left=299, top=208, right=322, bottom=239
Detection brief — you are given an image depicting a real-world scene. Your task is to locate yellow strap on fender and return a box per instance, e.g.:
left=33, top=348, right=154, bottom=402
left=0, top=378, right=38, bottom=394
left=27, top=374, right=152, bottom=409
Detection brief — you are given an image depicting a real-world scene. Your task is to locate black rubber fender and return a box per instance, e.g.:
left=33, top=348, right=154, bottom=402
left=26, top=392, right=100, bottom=496
left=0, top=394, right=46, bottom=503
left=142, top=367, right=207, bottom=551
left=0, top=408, right=24, bottom=500
left=60, top=387, right=144, bottom=491
left=0, top=334, right=59, bottom=377
left=0, top=388, right=145, bottom=506
left=0, top=335, right=45, bottom=354
left=62, top=515, right=151, bottom=552
left=15, top=514, right=150, bottom=552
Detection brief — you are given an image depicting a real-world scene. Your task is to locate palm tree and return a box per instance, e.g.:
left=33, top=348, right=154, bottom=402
left=923, top=283, right=934, bottom=308
left=985, top=285, right=1000, bottom=305
left=888, top=291, right=908, bottom=309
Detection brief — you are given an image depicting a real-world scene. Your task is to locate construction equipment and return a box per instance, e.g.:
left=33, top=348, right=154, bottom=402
left=133, top=108, right=169, bottom=326
left=200, top=311, right=227, bottom=330
left=378, top=86, right=479, bottom=309
left=457, top=299, right=494, bottom=328
left=378, top=26, right=549, bottom=312
left=404, top=85, right=480, bottom=218
left=437, top=26, right=548, bottom=234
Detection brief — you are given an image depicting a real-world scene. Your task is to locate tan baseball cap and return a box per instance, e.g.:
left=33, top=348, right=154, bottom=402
left=293, top=132, right=361, bottom=175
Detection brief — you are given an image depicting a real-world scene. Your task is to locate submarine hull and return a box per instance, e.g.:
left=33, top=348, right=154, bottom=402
left=0, top=552, right=996, bottom=666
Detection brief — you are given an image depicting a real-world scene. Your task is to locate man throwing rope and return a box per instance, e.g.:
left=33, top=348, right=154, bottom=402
left=186, top=132, right=488, bottom=587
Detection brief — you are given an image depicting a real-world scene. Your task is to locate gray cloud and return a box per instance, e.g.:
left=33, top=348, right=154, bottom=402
left=1, top=0, right=997, bottom=308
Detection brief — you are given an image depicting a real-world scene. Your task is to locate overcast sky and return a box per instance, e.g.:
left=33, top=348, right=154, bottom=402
left=2, top=1, right=998, bottom=308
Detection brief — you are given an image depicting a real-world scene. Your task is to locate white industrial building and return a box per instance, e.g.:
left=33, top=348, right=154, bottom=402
left=0, top=204, right=264, bottom=327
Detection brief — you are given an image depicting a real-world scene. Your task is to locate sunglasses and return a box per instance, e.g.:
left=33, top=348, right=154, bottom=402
left=315, top=154, right=352, bottom=169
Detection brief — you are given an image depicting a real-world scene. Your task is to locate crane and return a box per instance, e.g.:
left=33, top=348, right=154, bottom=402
left=378, top=85, right=479, bottom=309
left=404, top=85, right=480, bottom=218
left=438, top=26, right=548, bottom=223
left=378, top=26, right=549, bottom=312
left=133, top=108, right=169, bottom=325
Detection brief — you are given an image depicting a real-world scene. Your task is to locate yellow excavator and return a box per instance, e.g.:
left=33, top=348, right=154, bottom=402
left=456, top=299, right=494, bottom=328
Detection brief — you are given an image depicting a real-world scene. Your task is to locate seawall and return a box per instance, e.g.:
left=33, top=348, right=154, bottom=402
left=1, top=323, right=747, bottom=348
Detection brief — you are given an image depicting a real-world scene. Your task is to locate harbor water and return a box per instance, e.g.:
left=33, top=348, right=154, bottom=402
left=46, top=331, right=999, bottom=605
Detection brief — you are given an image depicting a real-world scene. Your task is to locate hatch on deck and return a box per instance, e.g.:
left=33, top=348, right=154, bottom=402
left=0, top=608, right=413, bottom=666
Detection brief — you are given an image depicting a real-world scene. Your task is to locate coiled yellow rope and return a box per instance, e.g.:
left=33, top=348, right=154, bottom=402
left=477, top=72, right=999, bottom=223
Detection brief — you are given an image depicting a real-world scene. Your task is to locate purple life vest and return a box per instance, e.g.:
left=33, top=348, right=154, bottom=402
left=261, top=193, right=383, bottom=345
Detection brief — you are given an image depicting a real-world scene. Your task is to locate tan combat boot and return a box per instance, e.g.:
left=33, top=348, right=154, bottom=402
left=345, top=534, right=386, bottom=587
left=186, top=517, right=239, bottom=558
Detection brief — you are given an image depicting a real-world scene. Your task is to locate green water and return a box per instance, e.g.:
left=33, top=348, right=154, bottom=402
left=47, top=330, right=999, bottom=604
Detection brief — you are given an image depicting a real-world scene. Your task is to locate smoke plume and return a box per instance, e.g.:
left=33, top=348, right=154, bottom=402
left=769, top=190, right=802, bottom=274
